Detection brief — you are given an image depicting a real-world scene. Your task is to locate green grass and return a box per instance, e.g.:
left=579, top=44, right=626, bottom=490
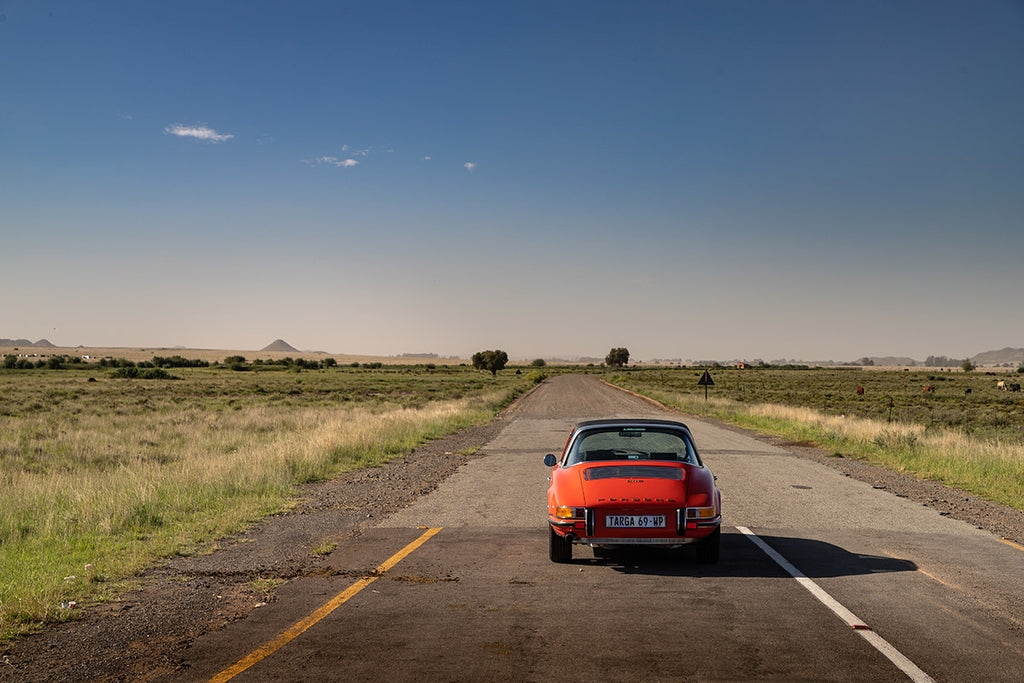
left=606, top=367, right=1024, bottom=510
left=0, top=364, right=536, bottom=640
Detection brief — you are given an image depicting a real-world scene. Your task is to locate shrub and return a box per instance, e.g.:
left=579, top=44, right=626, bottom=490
left=152, top=355, right=209, bottom=368
left=111, top=367, right=174, bottom=379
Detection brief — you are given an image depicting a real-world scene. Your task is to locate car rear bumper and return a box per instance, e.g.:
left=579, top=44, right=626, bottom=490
left=576, top=536, right=703, bottom=546
left=548, top=515, right=720, bottom=544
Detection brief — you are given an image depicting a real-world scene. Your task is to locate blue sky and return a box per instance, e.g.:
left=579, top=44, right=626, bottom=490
left=3, top=1, right=1022, bottom=362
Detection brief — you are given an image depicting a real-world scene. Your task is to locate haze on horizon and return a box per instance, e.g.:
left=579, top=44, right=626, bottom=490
left=2, top=1, right=1022, bottom=363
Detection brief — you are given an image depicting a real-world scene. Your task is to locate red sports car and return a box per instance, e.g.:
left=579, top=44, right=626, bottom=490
left=544, top=418, right=721, bottom=563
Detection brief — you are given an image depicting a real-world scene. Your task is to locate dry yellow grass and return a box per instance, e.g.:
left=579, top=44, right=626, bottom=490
left=0, top=383, right=511, bottom=640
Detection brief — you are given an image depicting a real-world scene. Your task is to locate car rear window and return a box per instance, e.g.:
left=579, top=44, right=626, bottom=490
left=584, top=465, right=685, bottom=481
left=567, top=427, right=698, bottom=466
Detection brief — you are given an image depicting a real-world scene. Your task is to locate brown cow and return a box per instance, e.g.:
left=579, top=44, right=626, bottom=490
left=856, top=386, right=864, bottom=395
left=923, top=386, right=936, bottom=393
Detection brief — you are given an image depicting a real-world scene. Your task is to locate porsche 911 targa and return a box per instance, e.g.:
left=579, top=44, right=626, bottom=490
left=544, top=419, right=721, bottom=563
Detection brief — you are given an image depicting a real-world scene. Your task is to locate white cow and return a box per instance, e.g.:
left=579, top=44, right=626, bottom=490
left=997, top=380, right=1007, bottom=391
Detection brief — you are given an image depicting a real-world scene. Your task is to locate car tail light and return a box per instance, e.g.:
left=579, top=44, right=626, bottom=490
left=555, top=506, right=586, bottom=519
left=678, top=506, right=717, bottom=533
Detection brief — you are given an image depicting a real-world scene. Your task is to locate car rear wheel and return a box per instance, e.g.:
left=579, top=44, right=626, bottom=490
left=549, top=526, right=572, bottom=563
left=695, top=526, right=720, bottom=564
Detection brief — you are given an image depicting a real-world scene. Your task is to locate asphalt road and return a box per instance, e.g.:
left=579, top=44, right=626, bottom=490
left=172, top=375, right=1024, bottom=682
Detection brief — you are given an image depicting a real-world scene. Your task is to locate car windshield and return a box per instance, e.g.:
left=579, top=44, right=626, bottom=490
left=566, top=427, right=698, bottom=466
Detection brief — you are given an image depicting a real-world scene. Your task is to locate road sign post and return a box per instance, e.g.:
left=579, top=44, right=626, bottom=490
left=697, top=370, right=714, bottom=400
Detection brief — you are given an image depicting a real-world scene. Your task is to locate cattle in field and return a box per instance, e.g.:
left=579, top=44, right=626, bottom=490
left=923, top=386, right=936, bottom=393
left=856, top=386, right=864, bottom=395
left=965, top=388, right=972, bottom=395
left=1010, top=383, right=1022, bottom=393
left=997, top=380, right=1006, bottom=391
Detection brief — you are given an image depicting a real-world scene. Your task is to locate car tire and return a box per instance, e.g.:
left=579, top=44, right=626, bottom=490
left=695, top=526, right=720, bottom=564
left=549, top=526, right=572, bottom=563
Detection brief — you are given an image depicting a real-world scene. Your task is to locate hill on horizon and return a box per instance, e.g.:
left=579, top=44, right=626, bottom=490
left=0, top=338, right=55, bottom=347
left=971, top=347, right=1024, bottom=366
left=260, top=339, right=299, bottom=352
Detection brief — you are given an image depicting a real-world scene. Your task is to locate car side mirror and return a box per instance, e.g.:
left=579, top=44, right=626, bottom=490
left=543, top=454, right=557, bottom=467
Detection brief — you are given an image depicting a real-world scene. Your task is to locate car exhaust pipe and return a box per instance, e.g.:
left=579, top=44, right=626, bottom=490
left=564, top=532, right=577, bottom=543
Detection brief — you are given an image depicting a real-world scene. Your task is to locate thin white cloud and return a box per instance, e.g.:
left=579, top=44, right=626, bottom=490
left=341, top=144, right=370, bottom=157
left=464, top=162, right=476, bottom=172
left=424, top=156, right=432, bottom=161
left=164, top=124, right=234, bottom=143
left=304, top=156, right=359, bottom=168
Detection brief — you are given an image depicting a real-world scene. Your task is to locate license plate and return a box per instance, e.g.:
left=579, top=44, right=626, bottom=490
left=606, top=514, right=666, bottom=528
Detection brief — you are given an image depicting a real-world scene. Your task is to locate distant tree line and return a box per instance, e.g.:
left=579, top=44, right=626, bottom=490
left=152, top=355, right=210, bottom=368
left=1, top=353, right=342, bottom=373
left=3, top=354, right=94, bottom=370
left=219, top=356, right=340, bottom=371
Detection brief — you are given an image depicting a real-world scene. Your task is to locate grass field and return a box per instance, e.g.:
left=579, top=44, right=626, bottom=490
left=0, top=363, right=539, bottom=640
left=606, top=366, right=1024, bottom=510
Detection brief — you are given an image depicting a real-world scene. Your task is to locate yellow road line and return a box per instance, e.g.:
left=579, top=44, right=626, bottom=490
left=916, top=567, right=960, bottom=590
left=998, top=537, right=1024, bottom=552
left=210, top=527, right=443, bottom=683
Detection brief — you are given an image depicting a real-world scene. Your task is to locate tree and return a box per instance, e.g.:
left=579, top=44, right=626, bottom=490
left=605, top=347, right=630, bottom=367
left=472, top=350, right=508, bottom=375
left=961, top=358, right=975, bottom=373
left=530, top=358, right=546, bottom=367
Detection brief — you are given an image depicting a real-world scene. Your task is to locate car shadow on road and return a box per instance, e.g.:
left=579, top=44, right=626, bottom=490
left=577, top=530, right=917, bottom=579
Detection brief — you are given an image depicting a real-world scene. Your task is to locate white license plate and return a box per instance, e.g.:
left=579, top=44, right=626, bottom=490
left=606, top=514, right=666, bottom=528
